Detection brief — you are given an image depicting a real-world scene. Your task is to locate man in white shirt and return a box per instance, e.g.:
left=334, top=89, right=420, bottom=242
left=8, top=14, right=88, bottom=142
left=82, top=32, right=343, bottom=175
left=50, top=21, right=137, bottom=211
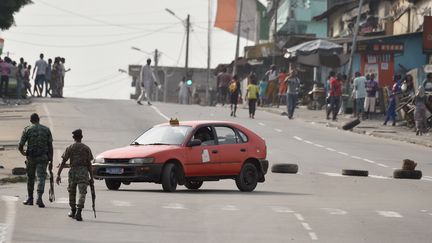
left=137, top=58, right=157, bottom=105
left=32, top=54, right=48, bottom=97
left=352, top=72, right=367, bottom=119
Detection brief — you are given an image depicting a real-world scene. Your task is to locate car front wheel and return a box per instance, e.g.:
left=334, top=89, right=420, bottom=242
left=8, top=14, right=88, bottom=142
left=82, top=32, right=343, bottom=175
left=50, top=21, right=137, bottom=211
left=105, top=179, right=121, bottom=190
left=185, top=180, right=203, bottom=190
left=162, top=163, right=178, bottom=192
left=235, top=163, right=258, bottom=192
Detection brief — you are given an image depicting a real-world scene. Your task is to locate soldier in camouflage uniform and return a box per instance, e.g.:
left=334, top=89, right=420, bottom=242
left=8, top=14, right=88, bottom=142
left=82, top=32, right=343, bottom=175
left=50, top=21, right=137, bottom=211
left=56, top=129, right=94, bottom=221
left=19, top=113, right=54, bottom=208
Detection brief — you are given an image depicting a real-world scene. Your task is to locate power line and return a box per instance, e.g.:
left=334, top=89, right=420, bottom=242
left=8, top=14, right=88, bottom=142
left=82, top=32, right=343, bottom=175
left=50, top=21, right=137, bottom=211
left=8, top=30, right=184, bottom=38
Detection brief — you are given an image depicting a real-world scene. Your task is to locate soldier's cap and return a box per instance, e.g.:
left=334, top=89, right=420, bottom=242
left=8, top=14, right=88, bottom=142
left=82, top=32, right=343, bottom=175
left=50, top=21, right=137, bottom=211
left=30, top=113, right=39, bottom=123
left=72, top=129, right=83, bottom=138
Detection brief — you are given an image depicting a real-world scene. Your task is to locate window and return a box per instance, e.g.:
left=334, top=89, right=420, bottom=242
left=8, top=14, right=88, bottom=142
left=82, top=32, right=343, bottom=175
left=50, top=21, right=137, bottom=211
left=237, top=130, right=248, bottom=143
left=133, top=125, right=191, bottom=145
left=214, top=126, right=239, bottom=145
left=192, top=126, right=215, bottom=146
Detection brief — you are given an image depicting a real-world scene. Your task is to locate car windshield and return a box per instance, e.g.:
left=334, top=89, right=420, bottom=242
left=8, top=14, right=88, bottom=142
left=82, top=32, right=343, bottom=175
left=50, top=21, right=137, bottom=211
left=133, top=125, right=192, bottom=145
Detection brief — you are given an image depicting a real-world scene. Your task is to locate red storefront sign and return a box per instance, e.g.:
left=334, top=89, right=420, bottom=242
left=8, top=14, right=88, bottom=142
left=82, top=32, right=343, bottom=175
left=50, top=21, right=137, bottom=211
left=355, top=43, right=404, bottom=53
left=423, top=16, right=432, bottom=53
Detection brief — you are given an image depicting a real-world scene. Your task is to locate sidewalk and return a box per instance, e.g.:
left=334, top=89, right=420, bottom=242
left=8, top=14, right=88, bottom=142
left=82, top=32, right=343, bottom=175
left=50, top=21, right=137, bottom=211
left=259, top=104, right=432, bottom=148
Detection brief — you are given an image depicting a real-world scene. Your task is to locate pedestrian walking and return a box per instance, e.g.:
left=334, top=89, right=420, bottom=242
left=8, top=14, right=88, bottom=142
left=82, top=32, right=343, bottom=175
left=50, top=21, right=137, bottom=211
left=414, top=87, right=428, bottom=136
left=258, top=78, right=268, bottom=107
left=16, top=57, right=25, bottom=99
left=50, top=57, right=62, bottom=97
left=383, top=77, right=400, bottom=126
left=18, top=113, right=54, bottom=208
left=229, top=74, right=241, bottom=117
left=351, top=72, right=366, bottom=119
left=0, top=57, right=12, bottom=98
left=285, top=70, right=300, bottom=119
left=32, top=54, right=48, bottom=97
left=364, top=73, right=379, bottom=119
left=45, top=58, right=52, bottom=97
left=24, top=64, right=32, bottom=96
left=137, top=58, right=156, bottom=105
left=56, top=129, right=94, bottom=221
left=264, top=65, right=278, bottom=106
left=216, top=67, right=231, bottom=106
left=277, top=68, right=288, bottom=107
left=326, top=73, right=342, bottom=121
left=245, top=74, right=259, bottom=119
left=178, top=77, right=190, bottom=104
left=59, top=57, right=70, bottom=98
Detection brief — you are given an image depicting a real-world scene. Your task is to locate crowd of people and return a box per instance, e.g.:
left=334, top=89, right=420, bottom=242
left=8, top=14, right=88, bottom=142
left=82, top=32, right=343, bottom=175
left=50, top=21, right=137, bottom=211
left=0, top=53, right=69, bottom=100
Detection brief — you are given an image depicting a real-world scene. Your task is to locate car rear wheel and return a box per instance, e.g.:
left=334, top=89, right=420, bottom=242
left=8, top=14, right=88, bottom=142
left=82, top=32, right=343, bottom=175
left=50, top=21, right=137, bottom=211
left=184, top=180, right=203, bottom=190
left=105, top=179, right=121, bottom=190
left=162, top=163, right=178, bottom=192
left=235, top=163, right=258, bottom=192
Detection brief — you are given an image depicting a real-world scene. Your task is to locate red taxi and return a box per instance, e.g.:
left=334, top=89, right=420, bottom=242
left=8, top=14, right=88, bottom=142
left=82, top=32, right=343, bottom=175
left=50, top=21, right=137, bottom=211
left=92, top=119, right=268, bottom=192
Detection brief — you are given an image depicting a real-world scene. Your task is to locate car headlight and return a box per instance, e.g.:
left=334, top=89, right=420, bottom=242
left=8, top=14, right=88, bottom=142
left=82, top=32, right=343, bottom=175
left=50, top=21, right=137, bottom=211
left=94, top=157, right=105, bottom=164
left=129, top=158, right=155, bottom=164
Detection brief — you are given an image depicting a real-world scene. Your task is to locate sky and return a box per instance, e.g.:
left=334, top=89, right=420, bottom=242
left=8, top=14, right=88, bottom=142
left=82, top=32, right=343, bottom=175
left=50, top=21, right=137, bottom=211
left=0, top=0, right=266, bottom=100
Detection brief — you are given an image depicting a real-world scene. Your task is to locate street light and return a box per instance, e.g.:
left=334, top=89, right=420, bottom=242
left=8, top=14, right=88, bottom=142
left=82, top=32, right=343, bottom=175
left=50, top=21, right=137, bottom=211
left=131, top=46, right=153, bottom=55
left=118, top=68, right=127, bottom=74
left=165, top=8, right=190, bottom=79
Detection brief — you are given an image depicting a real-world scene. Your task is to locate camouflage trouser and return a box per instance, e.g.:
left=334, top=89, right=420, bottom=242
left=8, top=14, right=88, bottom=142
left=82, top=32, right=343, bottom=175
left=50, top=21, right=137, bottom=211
left=68, top=167, right=89, bottom=209
left=26, top=155, right=49, bottom=196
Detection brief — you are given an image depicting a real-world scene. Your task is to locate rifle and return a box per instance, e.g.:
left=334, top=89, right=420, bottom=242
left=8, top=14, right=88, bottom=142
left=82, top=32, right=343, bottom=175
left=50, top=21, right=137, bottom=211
left=90, top=180, right=96, bottom=218
left=48, top=167, right=55, bottom=202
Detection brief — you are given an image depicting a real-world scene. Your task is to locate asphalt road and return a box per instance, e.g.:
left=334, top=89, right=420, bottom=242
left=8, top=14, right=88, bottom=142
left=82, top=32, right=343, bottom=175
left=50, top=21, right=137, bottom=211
left=1, top=98, right=431, bottom=243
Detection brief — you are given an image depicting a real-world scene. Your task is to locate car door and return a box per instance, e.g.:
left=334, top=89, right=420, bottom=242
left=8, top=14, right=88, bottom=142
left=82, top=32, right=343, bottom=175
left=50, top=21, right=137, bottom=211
left=213, top=125, right=248, bottom=175
left=184, top=125, right=220, bottom=177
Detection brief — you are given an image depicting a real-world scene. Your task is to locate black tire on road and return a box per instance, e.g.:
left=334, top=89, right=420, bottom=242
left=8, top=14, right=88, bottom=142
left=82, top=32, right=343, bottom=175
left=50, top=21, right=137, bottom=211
left=342, top=118, right=361, bottom=130
left=393, top=169, right=422, bottom=179
left=184, top=180, right=203, bottom=190
left=105, top=179, right=121, bottom=190
left=342, top=169, right=368, bottom=177
left=271, top=163, right=298, bottom=174
left=162, top=163, right=178, bottom=192
left=235, top=163, right=258, bottom=192
left=12, top=167, right=27, bottom=175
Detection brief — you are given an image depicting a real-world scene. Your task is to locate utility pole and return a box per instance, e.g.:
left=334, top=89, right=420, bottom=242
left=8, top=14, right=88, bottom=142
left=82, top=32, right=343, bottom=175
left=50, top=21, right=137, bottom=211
left=233, top=0, right=244, bottom=75
left=272, top=0, right=279, bottom=66
left=154, top=49, right=159, bottom=101
left=206, top=0, right=212, bottom=105
left=185, top=14, right=190, bottom=79
left=347, top=0, right=364, bottom=82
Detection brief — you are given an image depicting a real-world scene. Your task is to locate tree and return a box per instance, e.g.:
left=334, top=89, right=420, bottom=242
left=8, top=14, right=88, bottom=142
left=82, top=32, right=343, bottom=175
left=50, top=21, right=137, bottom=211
left=0, top=0, right=33, bottom=30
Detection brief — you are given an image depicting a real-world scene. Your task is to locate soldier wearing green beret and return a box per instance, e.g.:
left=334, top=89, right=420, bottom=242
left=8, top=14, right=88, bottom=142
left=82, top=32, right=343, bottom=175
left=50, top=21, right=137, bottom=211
left=56, top=129, right=94, bottom=221
left=19, top=113, right=54, bottom=208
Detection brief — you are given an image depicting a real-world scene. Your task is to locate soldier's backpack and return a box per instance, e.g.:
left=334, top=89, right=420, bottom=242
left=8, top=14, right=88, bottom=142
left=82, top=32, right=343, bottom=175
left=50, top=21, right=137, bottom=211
left=229, top=81, right=237, bottom=93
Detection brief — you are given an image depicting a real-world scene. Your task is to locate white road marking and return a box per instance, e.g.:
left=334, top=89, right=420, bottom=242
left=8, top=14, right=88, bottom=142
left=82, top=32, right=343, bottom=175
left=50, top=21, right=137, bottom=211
left=314, top=144, right=324, bottom=148
left=326, top=147, right=336, bottom=152
left=377, top=211, right=403, bottom=218
left=55, top=197, right=69, bottom=204
left=321, top=208, right=348, bottom=215
left=162, top=203, right=185, bottom=210
left=258, top=122, right=265, bottom=126
left=295, top=213, right=304, bottom=221
left=111, top=200, right=132, bottom=207
left=369, top=175, right=391, bottom=180
left=304, top=140, right=313, bottom=144
left=338, top=152, right=349, bottom=156
left=293, top=136, right=303, bottom=141
left=363, top=159, right=376, bottom=164
left=429, top=213, right=432, bottom=216
left=320, top=172, right=343, bottom=177
left=0, top=223, right=7, bottom=243
left=221, top=205, right=239, bottom=211
left=377, top=163, right=389, bottom=168
left=392, top=168, right=398, bottom=170
left=423, top=176, right=432, bottom=179
left=301, top=222, right=312, bottom=231
left=271, top=206, right=295, bottom=213
left=421, top=178, right=432, bottom=182
left=2, top=196, right=18, bottom=243
left=42, top=104, right=54, bottom=133
left=309, top=232, right=318, bottom=241
left=150, top=106, right=169, bottom=121
left=420, top=210, right=428, bottom=212
left=274, top=128, right=282, bottom=132
left=351, top=155, right=362, bottom=160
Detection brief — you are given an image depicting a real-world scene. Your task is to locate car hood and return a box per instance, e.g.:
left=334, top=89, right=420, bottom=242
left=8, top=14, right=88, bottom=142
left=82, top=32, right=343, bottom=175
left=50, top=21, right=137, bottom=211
left=98, top=145, right=180, bottom=159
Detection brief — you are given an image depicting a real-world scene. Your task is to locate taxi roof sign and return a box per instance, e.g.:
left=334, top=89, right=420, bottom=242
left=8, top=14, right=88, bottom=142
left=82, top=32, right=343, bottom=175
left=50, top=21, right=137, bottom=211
left=169, top=118, right=179, bottom=126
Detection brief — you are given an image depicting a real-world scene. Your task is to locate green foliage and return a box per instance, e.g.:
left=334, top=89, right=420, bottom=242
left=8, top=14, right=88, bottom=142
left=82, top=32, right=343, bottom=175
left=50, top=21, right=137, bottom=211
left=0, top=0, right=33, bottom=30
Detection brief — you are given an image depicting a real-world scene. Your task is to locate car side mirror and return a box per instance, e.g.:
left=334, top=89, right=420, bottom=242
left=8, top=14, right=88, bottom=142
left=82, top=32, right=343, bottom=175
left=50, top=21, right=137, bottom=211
left=189, top=139, right=202, bottom=147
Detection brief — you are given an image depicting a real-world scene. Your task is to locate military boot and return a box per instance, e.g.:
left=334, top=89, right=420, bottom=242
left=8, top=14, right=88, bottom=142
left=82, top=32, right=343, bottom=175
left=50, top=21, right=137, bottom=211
left=75, top=208, right=83, bottom=221
left=23, top=197, right=33, bottom=205
left=68, top=207, right=76, bottom=219
left=36, top=195, right=45, bottom=208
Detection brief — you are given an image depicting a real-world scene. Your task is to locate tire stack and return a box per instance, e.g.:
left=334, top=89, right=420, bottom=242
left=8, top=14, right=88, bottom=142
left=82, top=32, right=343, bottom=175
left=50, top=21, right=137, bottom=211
left=393, top=159, right=422, bottom=180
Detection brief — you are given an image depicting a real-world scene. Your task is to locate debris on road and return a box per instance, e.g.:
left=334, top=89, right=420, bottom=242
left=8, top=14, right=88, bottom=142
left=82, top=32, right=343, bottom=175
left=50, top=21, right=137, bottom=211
left=271, top=163, right=298, bottom=174
left=12, top=167, right=26, bottom=175
left=341, top=169, right=368, bottom=177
